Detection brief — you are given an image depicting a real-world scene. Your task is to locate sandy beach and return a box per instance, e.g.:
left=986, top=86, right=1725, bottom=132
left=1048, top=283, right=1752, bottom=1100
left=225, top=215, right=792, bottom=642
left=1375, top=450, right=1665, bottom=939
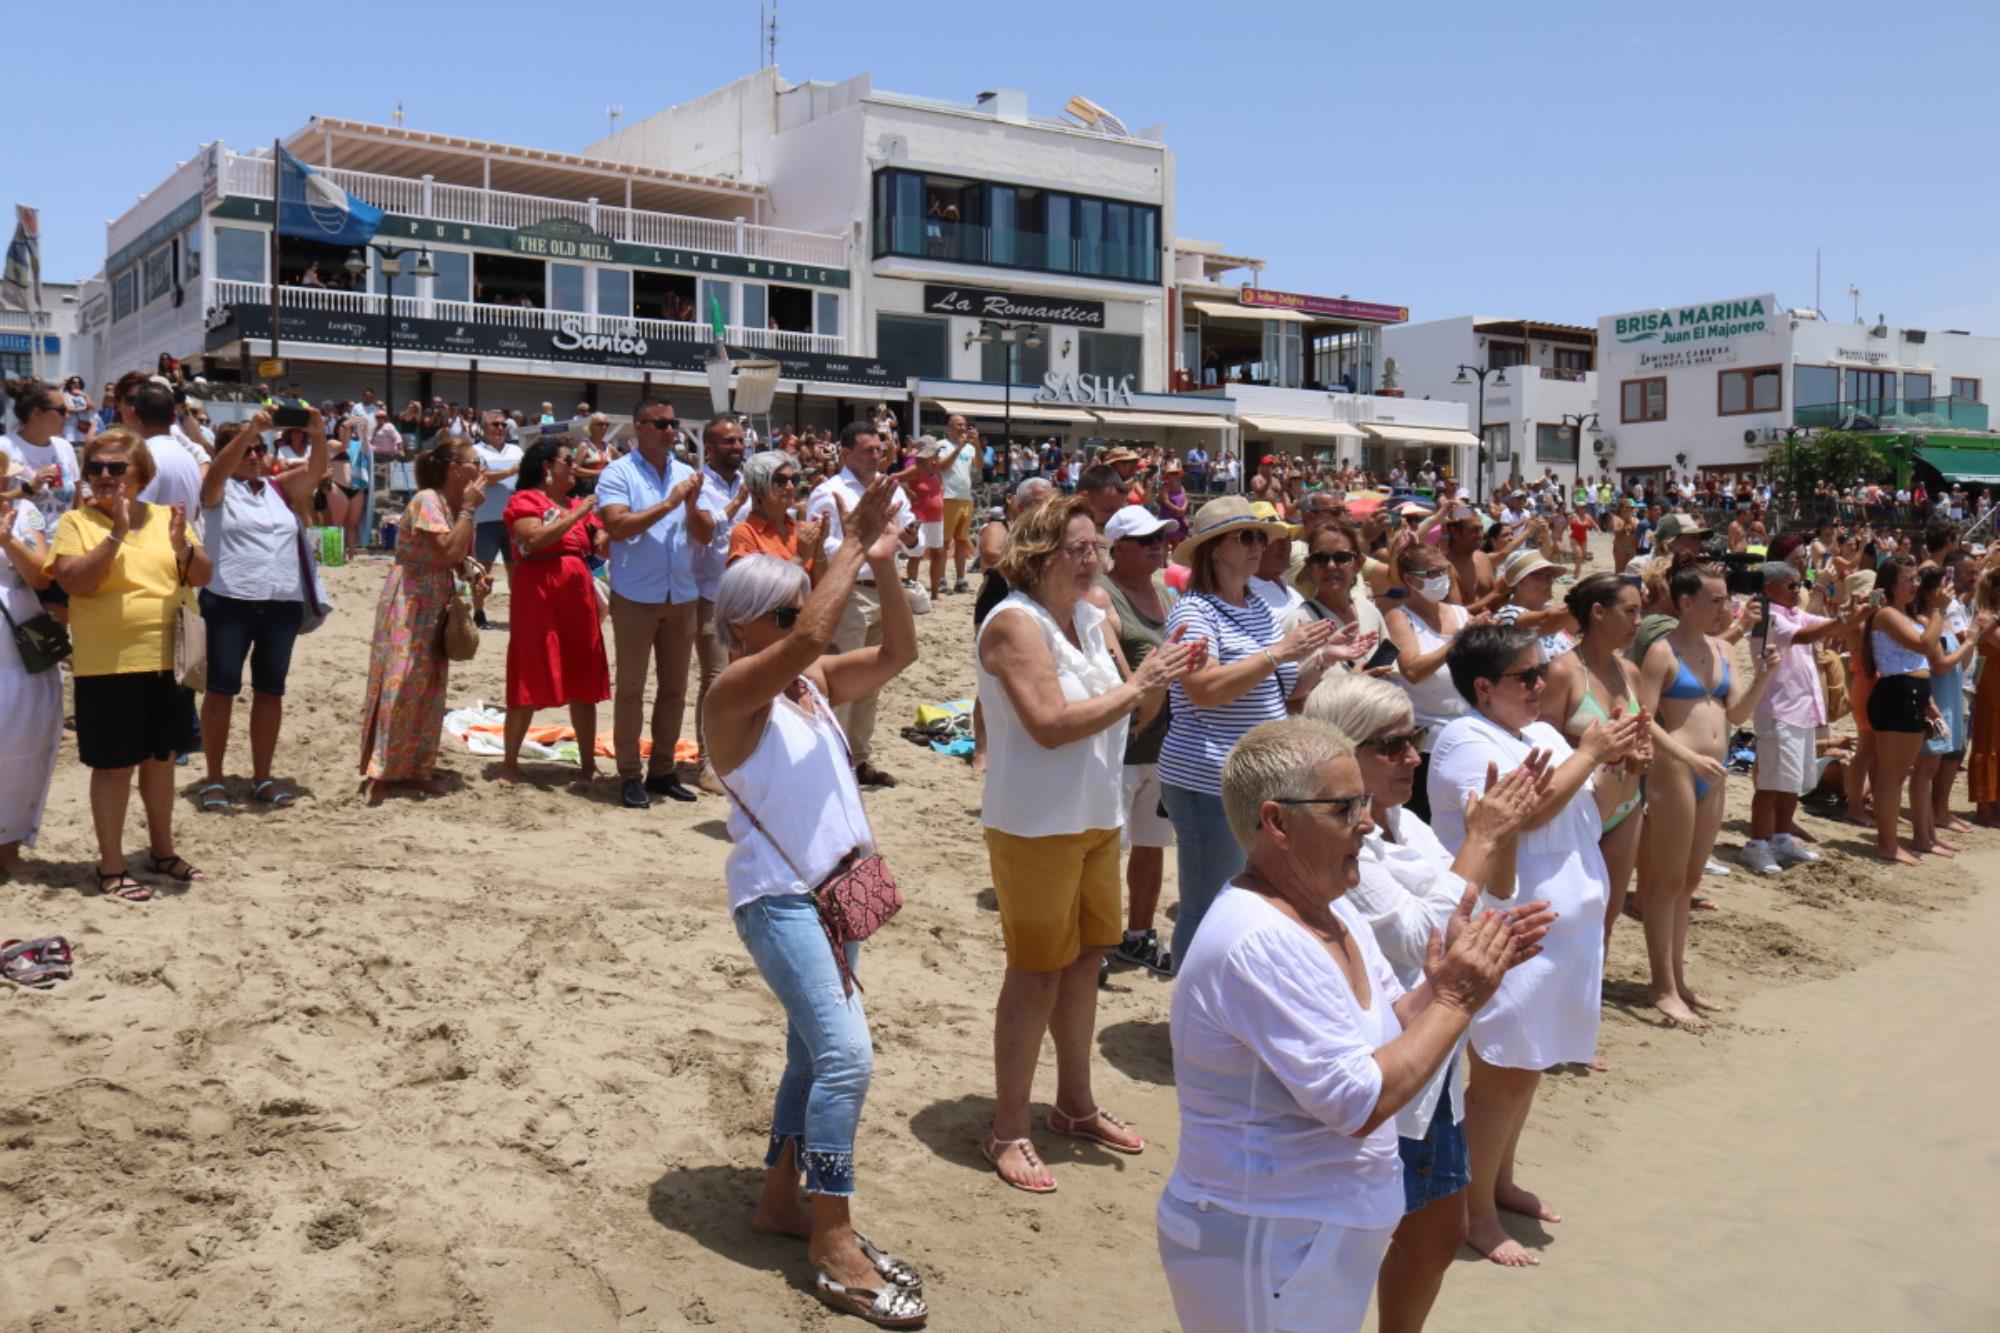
left=3, top=547, right=1997, bottom=1332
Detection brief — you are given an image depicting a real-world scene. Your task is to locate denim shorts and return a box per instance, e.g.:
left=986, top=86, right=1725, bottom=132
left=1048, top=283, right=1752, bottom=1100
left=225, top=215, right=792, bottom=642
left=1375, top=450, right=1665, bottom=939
left=1398, top=1078, right=1469, bottom=1212
left=197, top=591, right=304, bottom=697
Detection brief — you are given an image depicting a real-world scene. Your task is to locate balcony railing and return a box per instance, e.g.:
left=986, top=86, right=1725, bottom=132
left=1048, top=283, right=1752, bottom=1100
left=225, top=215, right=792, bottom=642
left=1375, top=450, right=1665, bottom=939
left=222, top=153, right=847, bottom=269
left=874, top=217, right=1161, bottom=285
left=210, top=279, right=845, bottom=356
left=1794, top=395, right=1990, bottom=432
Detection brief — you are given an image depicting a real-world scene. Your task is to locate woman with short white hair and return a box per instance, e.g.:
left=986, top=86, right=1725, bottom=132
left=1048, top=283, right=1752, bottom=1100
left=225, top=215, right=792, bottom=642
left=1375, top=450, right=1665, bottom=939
left=702, top=479, right=926, bottom=1326
left=728, top=449, right=824, bottom=575
left=1158, top=717, right=1550, bottom=1333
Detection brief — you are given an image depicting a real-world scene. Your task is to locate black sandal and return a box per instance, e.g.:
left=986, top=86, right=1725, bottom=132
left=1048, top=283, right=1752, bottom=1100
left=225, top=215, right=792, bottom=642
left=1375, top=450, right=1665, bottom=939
left=96, top=869, right=153, bottom=904
left=144, top=853, right=207, bottom=883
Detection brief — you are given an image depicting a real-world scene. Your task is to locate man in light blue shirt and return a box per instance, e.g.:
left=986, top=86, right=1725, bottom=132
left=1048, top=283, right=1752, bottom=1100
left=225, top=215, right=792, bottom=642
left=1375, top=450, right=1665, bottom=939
left=595, top=398, right=717, bottom=808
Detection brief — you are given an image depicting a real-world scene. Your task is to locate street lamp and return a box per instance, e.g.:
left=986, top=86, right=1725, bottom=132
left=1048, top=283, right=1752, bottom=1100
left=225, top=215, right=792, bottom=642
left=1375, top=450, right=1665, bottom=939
left=965, top=319, right=1044, bottom=463
left=346, top=243, right=436, bottom=424
left=1559, top=411, right=1601, bottom=497
left=1453, top=363, right=1509, bottom=502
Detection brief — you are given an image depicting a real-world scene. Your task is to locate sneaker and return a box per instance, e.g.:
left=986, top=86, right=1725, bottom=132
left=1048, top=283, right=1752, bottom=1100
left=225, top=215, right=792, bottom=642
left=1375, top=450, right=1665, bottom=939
left=953, top=579, right=971, bottom=594
left=1112, top=930, right=1173, bottom=975
left=1771, top=834, right=1821, bottom=865
left=1738, top=841, right=1782, bottom=876
left=644, top=773, right=698, bottom=802
left=620, top=777, right=651, bottom=809
left=1704, top=857, right=1734, bottom=877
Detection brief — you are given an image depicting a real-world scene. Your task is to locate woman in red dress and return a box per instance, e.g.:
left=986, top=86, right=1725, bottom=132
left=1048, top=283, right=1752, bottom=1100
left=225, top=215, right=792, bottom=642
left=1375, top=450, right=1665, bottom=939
left=499, top=440, right=611, bottom=783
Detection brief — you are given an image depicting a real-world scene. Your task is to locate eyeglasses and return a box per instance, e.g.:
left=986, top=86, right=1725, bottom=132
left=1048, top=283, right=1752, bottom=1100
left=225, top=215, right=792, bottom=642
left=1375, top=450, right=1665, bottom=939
left=1498, top=664, right=1552, bottom=688
left=1272, top=794, right=1369, bottom=827
left=1359, top=728, right=1428, bottom=759
left=84, top=459, right=130, bottom=478
left=1061, top=540, right=1106, bottom=560
left=1234, top=528, right=1271, bottom=548
left=1306, top=550, right=1356, bottom=568
left=769, top=606, right=802, bottom=630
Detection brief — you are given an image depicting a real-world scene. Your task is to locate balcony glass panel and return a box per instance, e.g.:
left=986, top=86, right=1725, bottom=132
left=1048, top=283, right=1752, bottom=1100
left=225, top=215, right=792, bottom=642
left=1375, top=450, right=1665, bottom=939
left=596, top=268, right=631, bottom=318
left=549, top=263, right=586, bottom=312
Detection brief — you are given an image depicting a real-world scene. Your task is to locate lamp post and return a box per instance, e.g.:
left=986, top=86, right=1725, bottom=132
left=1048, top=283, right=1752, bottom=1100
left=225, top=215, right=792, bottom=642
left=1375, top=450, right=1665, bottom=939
left=1560, top=411, right=1601, bottom=499
left=966, top=319, right=1044, bottom=463
left=1452, top=363, right=1509, bottom=503
left=345, top=243, right=436, bottom=429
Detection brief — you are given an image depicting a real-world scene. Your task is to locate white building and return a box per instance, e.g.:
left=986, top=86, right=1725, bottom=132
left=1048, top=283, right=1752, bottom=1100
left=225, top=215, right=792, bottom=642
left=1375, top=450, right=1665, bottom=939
left=0, top=283, right=82, bottom=387
left=1382, top=315, right=1600, bottom=498
left=590, top=69, right=1185, bottom=446
left=1595, top=293, right=2000, bottom=487
left=87, top=120, right=882, bottom=424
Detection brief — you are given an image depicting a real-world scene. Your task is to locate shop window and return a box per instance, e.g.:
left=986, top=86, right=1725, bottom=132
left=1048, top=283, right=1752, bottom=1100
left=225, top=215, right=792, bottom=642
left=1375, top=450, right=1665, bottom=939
left=1794, top=364, right=1838, bottom=408
left=1717, top=365, right=1781, bottom=416
left=597, top=269, right=632, bottom=319
left=1620, top=377, right=1666, bottom=423
left=214, top=226, right=265, bottom=284
left=1952, top=377, right=1981, bottom=402
left=876, top=314, right=948, bottom=380
left=1080, top=331, right=1142, bottom=383
left=1536, top=422, right=1577, bottom=463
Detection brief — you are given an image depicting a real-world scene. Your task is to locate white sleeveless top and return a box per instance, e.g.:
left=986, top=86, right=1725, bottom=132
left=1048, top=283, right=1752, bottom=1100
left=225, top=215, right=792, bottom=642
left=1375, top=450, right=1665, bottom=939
left=716, top=677, right=874, bottom=913
left=1390, top=602, right=1469, bottom=751
left=976, top=590, right=1127, bottom=838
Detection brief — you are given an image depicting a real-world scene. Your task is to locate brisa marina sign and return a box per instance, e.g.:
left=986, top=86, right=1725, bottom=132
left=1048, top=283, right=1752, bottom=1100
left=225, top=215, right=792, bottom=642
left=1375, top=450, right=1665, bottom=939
left=1611, top=294, right=1774, bottom=347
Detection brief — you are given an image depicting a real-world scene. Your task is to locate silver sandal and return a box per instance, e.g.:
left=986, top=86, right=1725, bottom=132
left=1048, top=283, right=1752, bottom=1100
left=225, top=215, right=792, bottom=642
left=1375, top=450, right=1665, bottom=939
left=813, top=1270, right=928, bottom=1327
left=854, top=1234, right=922, bottom=1292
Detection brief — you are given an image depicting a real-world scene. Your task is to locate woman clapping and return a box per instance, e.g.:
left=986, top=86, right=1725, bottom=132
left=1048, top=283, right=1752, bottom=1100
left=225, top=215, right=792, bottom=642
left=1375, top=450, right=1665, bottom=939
left=702, top=477, right=925, bottom=1327
left=498, top=441, right=609, bottom=785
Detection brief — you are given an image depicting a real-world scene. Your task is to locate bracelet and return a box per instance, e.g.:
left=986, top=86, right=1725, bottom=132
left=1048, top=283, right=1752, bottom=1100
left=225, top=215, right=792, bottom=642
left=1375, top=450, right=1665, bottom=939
left=455, top=509, right=476, bottom=523
left=1263, top=649, right=1281, bottom=673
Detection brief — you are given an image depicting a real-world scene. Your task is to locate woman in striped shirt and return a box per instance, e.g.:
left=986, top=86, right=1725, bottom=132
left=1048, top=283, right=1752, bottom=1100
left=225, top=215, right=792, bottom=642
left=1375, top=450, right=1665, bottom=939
left=1158, top=498, right=1366, bottom=970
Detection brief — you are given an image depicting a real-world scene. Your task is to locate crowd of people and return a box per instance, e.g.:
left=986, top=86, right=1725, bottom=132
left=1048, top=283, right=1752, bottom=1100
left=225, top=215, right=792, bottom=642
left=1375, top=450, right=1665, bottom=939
left=9, top=366, right=2000, bottom=1328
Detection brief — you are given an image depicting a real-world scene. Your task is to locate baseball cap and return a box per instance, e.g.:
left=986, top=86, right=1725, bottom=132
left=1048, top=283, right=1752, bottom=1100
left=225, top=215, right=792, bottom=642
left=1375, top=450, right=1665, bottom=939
left=1248, top=500, right=1302, bottom=537
left=1501, top=548, right=1563, bottom=586
left=1656, top=513, right=1712, bottom=541
left=1105, top=505, right=1172, bottom=543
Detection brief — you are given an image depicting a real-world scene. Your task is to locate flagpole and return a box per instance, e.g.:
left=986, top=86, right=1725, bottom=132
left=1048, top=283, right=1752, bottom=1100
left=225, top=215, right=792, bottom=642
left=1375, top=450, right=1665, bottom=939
left=269, top=139, right=282, bottom=371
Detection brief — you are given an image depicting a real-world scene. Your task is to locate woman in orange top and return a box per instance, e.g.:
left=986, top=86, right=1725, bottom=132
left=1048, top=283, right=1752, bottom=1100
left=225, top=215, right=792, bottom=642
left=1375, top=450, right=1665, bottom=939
left=727, top=450, right=824, bottom=579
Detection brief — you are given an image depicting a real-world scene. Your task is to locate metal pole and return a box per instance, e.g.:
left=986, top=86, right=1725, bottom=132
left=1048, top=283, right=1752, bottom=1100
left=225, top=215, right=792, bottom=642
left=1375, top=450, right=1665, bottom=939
left=1003, top=340, right=1013, bottom=470
left=383, top=248, right=395, bottom=427
left=269, top=138, right=282, bottom=364
left=1475, top=373, right=1488, bottom=505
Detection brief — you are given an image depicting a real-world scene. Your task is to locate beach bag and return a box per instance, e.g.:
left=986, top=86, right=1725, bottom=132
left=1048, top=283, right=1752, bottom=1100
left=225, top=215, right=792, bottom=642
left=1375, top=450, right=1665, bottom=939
left=174, top=587, right=207, bottom=691
left=311, top=525, right=346, bottom=568
left=439, top=590, right=479, bottom=662
left=0, top=600, right=70, bottom=673
left=294, top=525, right=334, bottom=635
left=714, top=688, right=901, bottom=996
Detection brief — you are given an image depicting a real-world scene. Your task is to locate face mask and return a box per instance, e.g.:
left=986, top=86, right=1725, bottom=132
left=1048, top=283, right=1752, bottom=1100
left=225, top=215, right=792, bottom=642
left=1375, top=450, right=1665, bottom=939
left=1418, top=575, right=1452, bottom=602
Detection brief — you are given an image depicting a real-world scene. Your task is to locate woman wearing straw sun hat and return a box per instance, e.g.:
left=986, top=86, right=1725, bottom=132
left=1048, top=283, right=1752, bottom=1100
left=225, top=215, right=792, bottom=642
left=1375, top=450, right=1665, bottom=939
left=1157, top=497, right=1369, bottom=970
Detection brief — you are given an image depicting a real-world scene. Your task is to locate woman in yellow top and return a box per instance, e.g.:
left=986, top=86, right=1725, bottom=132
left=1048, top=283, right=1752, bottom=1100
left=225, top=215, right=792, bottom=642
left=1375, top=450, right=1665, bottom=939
left=50, top=429, right=213, bottom=903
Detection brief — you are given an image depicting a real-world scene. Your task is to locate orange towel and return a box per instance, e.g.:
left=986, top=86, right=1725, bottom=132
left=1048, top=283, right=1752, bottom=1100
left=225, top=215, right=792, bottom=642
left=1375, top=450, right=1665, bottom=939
left=462, top=722, right=698, bottom=763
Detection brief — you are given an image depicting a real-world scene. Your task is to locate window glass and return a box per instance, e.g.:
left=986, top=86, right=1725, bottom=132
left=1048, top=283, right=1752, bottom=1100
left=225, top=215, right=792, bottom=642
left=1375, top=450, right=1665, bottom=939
left=1487, top=342, right=1526, bottom=368
left=549, top=263, right=587, bottom=312
left=1045, top=195, right=1072, bottom=273
left=373, top=253, right=427, bottom=299
left=183, top=229, right=201, bottom=282
left=1720, top=372, right=1748, bottom=414
left=113, top=269, right=137, bottom=321
left=988, top=185, right=1018, bottom=266
left=979, top=328, right=1049, bottom=385
left=891, top=172, right=924, bottom=256
left=1483, top=422, right=1510, bottom=461
left=1079, top=330, right=1141, bottom=382
left=1904, top=372, right=1932, bottom=404
left=1794, top=365, right=1838, bottom=408
left=1645, top=380, right=1666, bottom=419
left=816, top=291, right=841, bottom=337
left=1103, top=202, right=1131, bottom=280
left=742, top=283, right=767, bottom=331
left=215, top=226, right=265, bottom=283
left=1134, top=208, right=1158, bottom=282
left=596, top=268, right=631, bottom=318
left=1952, top=377, right=1980, bottom=402
left=1751, top=367, right=1781, bottom=412
left=876, top=314, right=948, bottom=380
left=430, top=250, right=470, bottom=304
left=142, top=247, right=172, bottom=304
left=1536, top=422, right=1576, bottom=462
left=700, top=278, right=734, bottom=330
left=1077, top=199, right=1104, bottom=276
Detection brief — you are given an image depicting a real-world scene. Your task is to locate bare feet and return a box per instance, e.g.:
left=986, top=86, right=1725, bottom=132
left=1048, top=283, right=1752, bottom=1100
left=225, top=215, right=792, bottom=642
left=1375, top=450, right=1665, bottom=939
left=1466, top=1217, right=1541, bottom=1267
left=1876, top=844, right=1922, bottom=867
left=1651, top=990, right=1709, bottom=1033
left=365, top=779, right=388, bottom=807
left=495, top=764, right=524, bottom=785
left=1681, top=989, right=1728, bottom=1015
left=750, top=1203, right=812, bottom=1240
left=1913, top=842, right=1957, bottom=858
left=969, top=753, right=987, bottom=777
left=1945, top=817, right=1976, bottom=835
left=1932, top=835, right=1963, bottom=855
left=1495, top=1183, right=1562, bottom=1224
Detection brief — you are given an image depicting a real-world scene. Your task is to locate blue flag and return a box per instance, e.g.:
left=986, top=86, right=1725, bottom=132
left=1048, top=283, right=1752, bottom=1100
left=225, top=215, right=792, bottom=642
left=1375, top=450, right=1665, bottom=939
left=276, top=148, right=384, bottom=246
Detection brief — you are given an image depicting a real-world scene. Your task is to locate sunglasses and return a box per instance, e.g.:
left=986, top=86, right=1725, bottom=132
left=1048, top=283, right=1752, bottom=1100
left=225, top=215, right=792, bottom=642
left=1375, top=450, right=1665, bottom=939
left=1121, top=531, right=1167, bottom=548
left=1271, top=793, right=1369, bottom=828
left=772, top=472, right=799, bottom=486
left=1359, top=727, right=1428, bottom=759
left=244, top=442, right=270, bottom=457
left=637, top=418, right=677, bottom=431
left=1498, top=664, right=1552, bottom=688
left=1234, top=528, right=1271, bottom=548
left=1306, top=550, right=1357, bottom=568
left=769, top=606, right=801, bottom=630
left=84, top=459, right=130, bottom=478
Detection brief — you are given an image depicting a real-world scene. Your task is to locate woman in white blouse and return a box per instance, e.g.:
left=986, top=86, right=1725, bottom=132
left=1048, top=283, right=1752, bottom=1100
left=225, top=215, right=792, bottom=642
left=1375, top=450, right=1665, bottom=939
left=1426, top=623, right=1643, bottom=1268
left=0, top=475, right=62, bottom=874
left=976, top=495, right=1194, bottom=1192
left=1305, top=674, right=1541, bottom=1330
left=1158, top=718, right=1551, bottom=1333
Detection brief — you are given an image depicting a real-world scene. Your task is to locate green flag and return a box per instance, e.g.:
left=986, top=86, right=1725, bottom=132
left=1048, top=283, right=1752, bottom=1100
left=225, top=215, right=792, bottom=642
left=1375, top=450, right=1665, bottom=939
left=709, top=291, right=726, bottom=342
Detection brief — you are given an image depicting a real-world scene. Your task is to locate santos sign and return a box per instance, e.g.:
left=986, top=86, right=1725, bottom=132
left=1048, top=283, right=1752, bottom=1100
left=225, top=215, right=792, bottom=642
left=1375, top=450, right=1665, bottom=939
left=1610, top=294, right=1775, bottom=347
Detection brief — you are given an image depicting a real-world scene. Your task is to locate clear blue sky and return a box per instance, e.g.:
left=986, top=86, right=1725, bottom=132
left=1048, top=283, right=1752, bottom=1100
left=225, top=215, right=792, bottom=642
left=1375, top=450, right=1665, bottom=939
left=16, top=0, right=1999, bottom=332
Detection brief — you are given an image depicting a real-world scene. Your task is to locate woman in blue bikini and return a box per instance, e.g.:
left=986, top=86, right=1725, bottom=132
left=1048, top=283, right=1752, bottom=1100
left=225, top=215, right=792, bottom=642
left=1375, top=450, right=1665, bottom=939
left=1541, top=573, right=1653, bottom=949
left=1635, top=561, right=1778, bottom=1032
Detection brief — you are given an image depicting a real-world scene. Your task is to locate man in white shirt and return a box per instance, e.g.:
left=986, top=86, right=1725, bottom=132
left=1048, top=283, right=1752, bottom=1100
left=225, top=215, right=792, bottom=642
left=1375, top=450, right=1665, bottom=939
left=567, top=401, right=593, bottom=436
left=128, top=381, right=204, bottom=512
left=937, top=413, right=981, bottom=594
left=471, top=411, right=524, bottom=628
left=806, top=421, right=917, bottom=784
left=690, top=416, right=751, bottom=794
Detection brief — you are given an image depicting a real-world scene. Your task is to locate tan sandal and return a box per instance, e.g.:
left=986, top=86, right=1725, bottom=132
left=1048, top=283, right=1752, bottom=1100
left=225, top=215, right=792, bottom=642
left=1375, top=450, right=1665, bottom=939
left=1046, top=1106, right=1144, bottom=1155
left=981, top=1134, right=1056, bottom=1194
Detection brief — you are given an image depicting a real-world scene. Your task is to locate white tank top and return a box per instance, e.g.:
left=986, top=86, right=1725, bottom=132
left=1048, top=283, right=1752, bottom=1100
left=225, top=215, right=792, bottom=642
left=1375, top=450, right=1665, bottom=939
left=976, top=590, right=1127, bottom=837
left=1391, top=602, right=1470, bottom=750
left=716, top=677, right=874, bottom=913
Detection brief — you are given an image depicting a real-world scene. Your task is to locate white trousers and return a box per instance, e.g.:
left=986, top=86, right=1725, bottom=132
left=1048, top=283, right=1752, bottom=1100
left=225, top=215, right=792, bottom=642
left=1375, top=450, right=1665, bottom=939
left=1156, top=1191, right=1395, bottom=1333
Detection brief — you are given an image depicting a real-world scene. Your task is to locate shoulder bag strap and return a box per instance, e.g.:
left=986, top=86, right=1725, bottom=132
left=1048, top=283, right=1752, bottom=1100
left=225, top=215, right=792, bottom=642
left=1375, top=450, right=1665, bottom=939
left=711, top=679, right=875, bottom=878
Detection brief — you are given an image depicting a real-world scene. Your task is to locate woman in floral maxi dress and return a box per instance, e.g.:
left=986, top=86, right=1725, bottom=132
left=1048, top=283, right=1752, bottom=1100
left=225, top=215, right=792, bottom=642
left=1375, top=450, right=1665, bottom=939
left=359, top=442, right=486, bottom=804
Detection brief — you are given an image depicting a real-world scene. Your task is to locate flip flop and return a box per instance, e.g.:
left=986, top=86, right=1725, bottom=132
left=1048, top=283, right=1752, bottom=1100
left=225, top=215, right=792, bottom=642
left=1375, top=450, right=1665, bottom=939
left=1, top=937, right=73, bottom=988
left=981, top=1134, right=1057, bottom=1194
left=1046, top=1106, right=1144, bottom=1155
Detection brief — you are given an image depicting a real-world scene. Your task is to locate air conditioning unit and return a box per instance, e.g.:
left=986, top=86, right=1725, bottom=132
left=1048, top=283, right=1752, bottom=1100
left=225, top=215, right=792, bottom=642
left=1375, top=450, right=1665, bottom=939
left=1743, top=428, right=1759, bottom=446
left=1904, top=328, right=1928, bottom=344
left=1593, top=435, right=1616, bottom=457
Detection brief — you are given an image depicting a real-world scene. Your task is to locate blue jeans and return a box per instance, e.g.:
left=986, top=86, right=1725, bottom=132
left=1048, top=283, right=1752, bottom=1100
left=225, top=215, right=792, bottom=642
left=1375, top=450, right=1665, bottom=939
left=1161, top=782, right=1246, bottom=973
left=733, top=892, right=872, bottom=1196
